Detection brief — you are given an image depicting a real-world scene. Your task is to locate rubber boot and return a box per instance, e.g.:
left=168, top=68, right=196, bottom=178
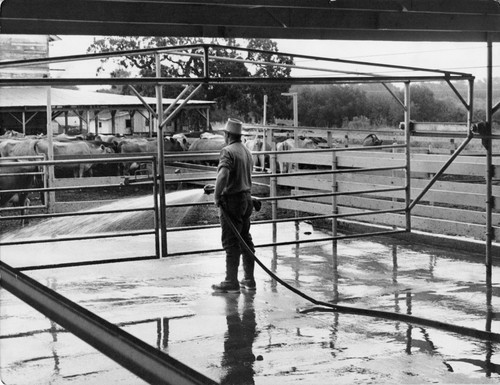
left=240, top=252, right=256, bottom=290
left=224, top=250, right=240, bottom=284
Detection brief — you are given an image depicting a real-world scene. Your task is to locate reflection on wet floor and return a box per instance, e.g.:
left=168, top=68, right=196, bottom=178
left=2, top=221, right=500, bottom=384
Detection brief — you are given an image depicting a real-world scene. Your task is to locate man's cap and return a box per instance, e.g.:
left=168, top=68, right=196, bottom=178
left=224, top=118, right=243, bottom=135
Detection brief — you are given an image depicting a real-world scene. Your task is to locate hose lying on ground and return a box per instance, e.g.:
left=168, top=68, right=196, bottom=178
left=219, top=205, right=500, bottom=343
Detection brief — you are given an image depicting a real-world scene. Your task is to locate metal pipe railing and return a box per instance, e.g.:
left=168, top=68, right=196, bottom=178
left=1, top=145, right=409, bottom=247
left=0, top=229, right=155, bottom=247
left=408, top=130, right=474, bottom=211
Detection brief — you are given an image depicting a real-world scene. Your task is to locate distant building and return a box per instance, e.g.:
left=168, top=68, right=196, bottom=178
left=0, top=34, right=60, bottom=79
left=0, top=35, right=214, bottom=135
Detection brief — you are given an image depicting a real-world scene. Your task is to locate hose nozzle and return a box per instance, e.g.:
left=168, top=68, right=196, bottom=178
left=204, top=184, right=215, bottom=195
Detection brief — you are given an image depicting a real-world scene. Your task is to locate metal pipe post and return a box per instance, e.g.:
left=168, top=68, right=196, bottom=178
left=152, top=158, right=160, bottom=259
left=328, top=132, right=338, bottom=247
left=156, top=53, right=168, bottom=258
left=46, top=87, right=55, bottom=213
left=270, top=143, right=278, bottom=243
left=404, top=82, right=411, bottom=232
left=485, top=36, right=494, bottom=284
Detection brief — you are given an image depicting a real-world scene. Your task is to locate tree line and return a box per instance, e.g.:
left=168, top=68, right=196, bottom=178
left=88, top=37, right=499, bottom=129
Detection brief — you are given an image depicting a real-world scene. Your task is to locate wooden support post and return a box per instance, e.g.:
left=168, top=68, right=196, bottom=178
left=79, top=110, right=83, bottom=133
left=86, top=110, right=90, bottom=134
left=263, top=94, right=268, bottom=125
left=94, top=111, right=99, bottom=136
left=111, top=110, right=116, bottom=134
left=129, top=110, right=136, bottom=135
left=22, top=110, right=26, bottom=135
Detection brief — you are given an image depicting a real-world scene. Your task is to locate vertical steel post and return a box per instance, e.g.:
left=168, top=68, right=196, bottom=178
left=46, top=87, right=55, bottom=213
left=152, top=158, right=160, bottom=259
left=292, top=93, right=298, bottom=128
left=467, top=78, right=474, bottom=129
left=203, top=46, right=210, bottom=131
left=270, top=142, right=277, bottom=243
left=328, top=131, right=338, bottom=242
left=329, top=132, right=338, bottom=268
left=485, top=36, right=493, bottom=287
left=156, top=53, right=168, bottom=258
left=404, top=82, right=411, bottom=232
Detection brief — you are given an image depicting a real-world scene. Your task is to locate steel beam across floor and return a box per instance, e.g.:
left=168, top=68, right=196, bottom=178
left=0, top=261, right=218, bottom=385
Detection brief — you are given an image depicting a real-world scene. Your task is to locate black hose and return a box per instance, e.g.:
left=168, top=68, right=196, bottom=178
left=220, top=208, right=500, bottom=343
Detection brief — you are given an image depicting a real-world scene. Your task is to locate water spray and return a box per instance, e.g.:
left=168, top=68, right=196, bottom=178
left=203, top=185, right=500, bottom=343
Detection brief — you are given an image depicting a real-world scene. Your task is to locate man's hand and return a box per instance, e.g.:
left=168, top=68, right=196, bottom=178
left=215, top=195, right=226, bottom=209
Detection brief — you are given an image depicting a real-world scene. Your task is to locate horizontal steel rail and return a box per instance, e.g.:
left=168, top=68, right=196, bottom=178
left=164, top=228, right=408, bottom=258
left=0, top=171, right=44, bottom=177
left=0, top=261, right=218, bottom=385
left=0, top=75, right=472, bottom=87
left=18, top=255, right=159, bottom=271
left=0, top=229, right=155, bottom=246
left=0, top=182, right=125, bottom=195
left=0, top=155, right=156, bottom=168
left=266, top=186, right=406, bottom=202
left=17, top=255, right=160, bottom=271
left=0, top=206, right=154, bottom=221
left=264, top=165, right=406, bottom=179
left=0, top=204, right=46, bottom=213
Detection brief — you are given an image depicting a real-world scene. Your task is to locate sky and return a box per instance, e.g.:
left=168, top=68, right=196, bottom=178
left=48, top=36, right=498, bottom=86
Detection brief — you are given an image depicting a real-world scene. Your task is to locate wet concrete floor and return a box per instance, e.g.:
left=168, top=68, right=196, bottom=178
left=2, top=220, right=500, bottom=384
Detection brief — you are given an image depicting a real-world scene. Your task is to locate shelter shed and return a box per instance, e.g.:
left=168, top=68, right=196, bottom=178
left=0, top=87, right=215, bottom=136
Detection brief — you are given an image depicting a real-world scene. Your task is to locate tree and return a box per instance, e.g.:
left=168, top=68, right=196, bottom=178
left=295, top=85, right=368, bottom=128
left=87, top=36, right=294, bottom=124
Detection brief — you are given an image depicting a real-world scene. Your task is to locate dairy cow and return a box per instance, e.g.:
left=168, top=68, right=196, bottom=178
left=245, top=136, right=271, bottom=171
left=0, top=138, right=39, bottom=158
left=118, top=137, right=185, bottom=175
left=0, top=158, right=39, bottom=224
left=188, top=135, right=226, bottom=151
left=35, top=139, right=113, bottom=177
left=276, top=137, right=318, bottom=173
left=188, top=135, right=226, bottom=166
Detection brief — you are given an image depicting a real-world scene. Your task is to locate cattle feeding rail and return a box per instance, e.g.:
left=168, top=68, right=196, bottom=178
left=2, top=43, right=497, bottom=385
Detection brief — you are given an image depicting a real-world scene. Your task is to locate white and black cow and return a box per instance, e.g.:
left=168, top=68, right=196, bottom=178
left=276, top=137, right=318, bottom=173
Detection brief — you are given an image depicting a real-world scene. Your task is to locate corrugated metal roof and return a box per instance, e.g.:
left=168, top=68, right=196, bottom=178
left=0, top=86, right=214, bottom=109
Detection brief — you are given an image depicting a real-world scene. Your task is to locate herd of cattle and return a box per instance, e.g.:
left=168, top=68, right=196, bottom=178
left=0, top=129, right=384, bottom=213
